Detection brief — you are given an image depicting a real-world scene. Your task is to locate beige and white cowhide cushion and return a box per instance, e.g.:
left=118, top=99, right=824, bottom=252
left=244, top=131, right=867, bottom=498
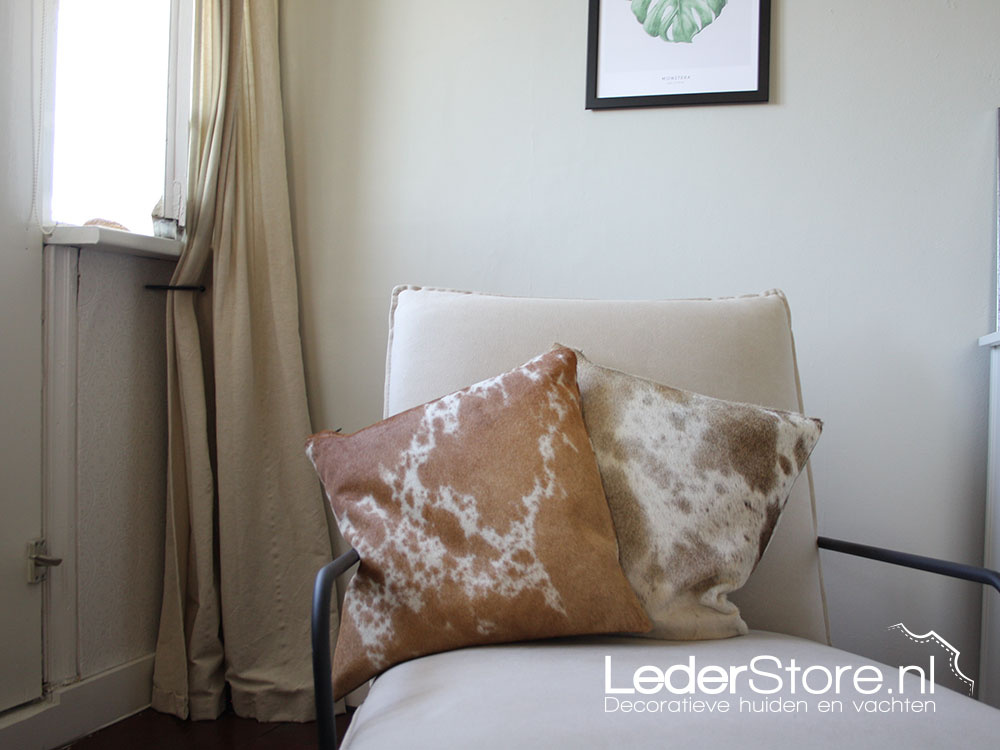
left=307, top=347, right=651, bottom=699
left=570, top=348, right=823, bottom=640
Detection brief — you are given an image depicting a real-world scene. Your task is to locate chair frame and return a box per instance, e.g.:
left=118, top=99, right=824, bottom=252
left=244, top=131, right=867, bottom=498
left=312, top=547, right=359, bottom=750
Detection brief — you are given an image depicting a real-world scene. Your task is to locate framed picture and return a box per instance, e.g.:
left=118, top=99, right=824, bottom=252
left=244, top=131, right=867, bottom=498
left=586, top=0, right=771, bottom=109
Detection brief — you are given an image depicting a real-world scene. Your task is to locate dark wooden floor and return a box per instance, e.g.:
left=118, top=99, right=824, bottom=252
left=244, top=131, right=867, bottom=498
left=59, top=707, right=353, bottom=750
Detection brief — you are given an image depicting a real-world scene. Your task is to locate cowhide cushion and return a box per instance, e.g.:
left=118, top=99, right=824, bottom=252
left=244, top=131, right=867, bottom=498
left=571, top=349, right=823, bottom=640
left=306, top=347, right=651, bottom=699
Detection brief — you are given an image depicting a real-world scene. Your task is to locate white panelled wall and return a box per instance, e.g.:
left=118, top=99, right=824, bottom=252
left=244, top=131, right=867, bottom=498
left=280, top=0, right=998, bottom=695
left=0, top=240, right=175, bottom=750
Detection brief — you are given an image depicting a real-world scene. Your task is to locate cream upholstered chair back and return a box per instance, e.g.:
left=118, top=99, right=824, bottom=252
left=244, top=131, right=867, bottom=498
left=382, top=286, right=829, bottom=644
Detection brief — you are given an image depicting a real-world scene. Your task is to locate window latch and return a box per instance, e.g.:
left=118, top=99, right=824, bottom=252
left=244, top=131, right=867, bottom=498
left=27, top=539, right=63, bottom=584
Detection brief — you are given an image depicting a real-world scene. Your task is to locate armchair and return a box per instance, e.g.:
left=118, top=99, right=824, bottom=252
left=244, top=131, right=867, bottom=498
left=311, top=287, right=1000, bottom=749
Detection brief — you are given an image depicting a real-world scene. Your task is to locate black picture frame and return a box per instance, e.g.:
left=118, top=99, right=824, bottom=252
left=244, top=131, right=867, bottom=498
left=586, top=0, right=771, bottom=110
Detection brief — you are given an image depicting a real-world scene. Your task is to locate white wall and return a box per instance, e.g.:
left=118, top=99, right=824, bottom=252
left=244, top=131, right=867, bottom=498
left=280, top=0, right=997, bottom=688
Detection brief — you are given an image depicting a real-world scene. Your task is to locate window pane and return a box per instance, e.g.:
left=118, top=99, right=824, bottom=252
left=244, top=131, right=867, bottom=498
left=51, top=0, right=171, bottom=236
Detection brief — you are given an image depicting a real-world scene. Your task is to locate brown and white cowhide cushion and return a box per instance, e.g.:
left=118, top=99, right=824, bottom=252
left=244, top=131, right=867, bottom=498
left=570, top=348, right=823, bottom=640
left=307, top=347, right=651, bottom=699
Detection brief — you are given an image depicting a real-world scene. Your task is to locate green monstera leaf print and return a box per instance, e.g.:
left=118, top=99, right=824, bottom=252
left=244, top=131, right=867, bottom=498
left=630, top=0, right=728, bottom=43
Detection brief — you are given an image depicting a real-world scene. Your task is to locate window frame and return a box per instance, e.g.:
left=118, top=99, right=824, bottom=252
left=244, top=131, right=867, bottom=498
left=161, top=0, right=193, bottom=230
left=42, top=0, right=193, bottom=238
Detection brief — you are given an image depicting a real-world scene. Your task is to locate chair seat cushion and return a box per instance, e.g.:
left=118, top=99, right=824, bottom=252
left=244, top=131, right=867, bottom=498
left=340, top=631, right=1000, bottom=749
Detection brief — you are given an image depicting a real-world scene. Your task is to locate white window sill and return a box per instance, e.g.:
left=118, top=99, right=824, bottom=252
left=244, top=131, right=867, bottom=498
left=44, top=225, right=182, bottom=261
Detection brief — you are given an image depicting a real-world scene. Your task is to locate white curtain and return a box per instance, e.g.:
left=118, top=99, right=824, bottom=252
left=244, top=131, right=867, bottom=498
left=152, top=0, right=335, bottom=722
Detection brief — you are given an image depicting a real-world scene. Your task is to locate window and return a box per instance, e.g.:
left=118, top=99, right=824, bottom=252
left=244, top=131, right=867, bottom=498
left=49, top=0, right=192, bottom=237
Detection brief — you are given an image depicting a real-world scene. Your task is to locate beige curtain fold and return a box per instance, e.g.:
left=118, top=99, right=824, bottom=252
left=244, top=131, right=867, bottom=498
left=152, top=0, right=335, bottom=722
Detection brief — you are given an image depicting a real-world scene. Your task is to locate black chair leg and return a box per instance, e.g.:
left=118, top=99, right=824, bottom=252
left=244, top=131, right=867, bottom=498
left=313, top=549, right=360, bottom=750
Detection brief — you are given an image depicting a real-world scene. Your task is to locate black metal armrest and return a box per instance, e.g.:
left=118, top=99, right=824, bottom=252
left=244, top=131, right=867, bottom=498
left=313, top=547, right=360, bottom=750
left=818, top=535, right=1000, bottom=594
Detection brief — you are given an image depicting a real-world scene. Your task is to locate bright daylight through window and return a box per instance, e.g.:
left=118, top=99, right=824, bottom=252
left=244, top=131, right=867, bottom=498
left=50, top=0, right=188, bottom=237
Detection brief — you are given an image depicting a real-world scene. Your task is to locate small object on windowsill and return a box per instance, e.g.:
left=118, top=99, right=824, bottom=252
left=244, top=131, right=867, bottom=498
left=151, top=198, right=180, bottom=240
left=152, top=217, right=179, bottom=240
left=84, top=217, right=130, bottom=232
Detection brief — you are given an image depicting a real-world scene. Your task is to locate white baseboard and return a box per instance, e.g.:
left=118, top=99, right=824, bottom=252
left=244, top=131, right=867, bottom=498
left=0, top=654, right=154, bottom=750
